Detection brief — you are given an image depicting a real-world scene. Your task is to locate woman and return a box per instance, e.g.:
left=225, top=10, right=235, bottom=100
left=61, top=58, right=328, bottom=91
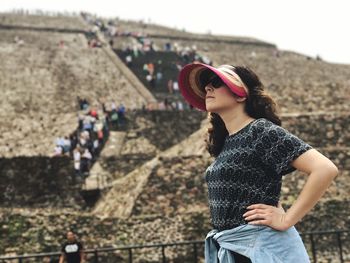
left=178, top=63, right=338, bottom=262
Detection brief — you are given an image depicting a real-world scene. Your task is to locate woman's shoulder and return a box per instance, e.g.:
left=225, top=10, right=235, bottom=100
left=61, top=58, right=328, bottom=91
left=250, top=118, right=285, bottom=136
left=251, top=118, right=276, bottom=129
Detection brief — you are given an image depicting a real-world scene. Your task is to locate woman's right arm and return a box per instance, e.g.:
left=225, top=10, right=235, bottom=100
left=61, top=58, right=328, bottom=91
left=282, top=149, right=338, bottom=228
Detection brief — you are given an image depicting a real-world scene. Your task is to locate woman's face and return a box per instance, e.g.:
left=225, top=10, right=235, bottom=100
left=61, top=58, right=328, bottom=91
left=204, top=77, right=239, bottom=113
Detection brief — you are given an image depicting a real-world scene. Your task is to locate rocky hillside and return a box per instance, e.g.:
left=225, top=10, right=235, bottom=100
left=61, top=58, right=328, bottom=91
left=0, top=15, right=153, bottom=158
left=0, top=13, right=88, bottom=30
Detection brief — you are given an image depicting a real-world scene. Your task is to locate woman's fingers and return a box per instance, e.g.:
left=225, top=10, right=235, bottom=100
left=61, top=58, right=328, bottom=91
left=244, top=212, right=268, bottom=221
left=248, top=219, right=269, bottom=225
left=243, top=204, right=276, bottom=223
left=243, top=203, right=289, bottom=231
left=246, top=203, right=271, bottom=210
left=243, top=208, right=267, bottom=218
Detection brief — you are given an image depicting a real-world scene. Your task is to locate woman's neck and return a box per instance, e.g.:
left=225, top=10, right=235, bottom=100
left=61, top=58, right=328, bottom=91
left=219, top=110, right=255, bottom=136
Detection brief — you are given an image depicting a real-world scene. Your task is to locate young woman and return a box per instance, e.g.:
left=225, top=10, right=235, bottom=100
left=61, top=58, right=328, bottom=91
left=178, top=63, right=338, bottom=263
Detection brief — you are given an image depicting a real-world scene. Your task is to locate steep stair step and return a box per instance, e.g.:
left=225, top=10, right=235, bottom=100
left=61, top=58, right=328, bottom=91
left=82, top=131, right=127, bottom=191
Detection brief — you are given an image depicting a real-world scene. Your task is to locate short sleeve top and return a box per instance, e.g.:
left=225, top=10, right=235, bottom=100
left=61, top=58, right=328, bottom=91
left=205, top=118, right=312, bottom=231
left=61, top=241, right=83, bottom=263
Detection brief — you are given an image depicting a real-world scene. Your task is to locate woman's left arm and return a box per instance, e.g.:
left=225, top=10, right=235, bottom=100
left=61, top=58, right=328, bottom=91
left=243, top=149, right=338, bottom=231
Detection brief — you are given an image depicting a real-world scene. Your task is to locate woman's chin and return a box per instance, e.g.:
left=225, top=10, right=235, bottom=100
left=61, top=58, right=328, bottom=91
left=205, top=101, right=215, bottom=111
left=205, top=105, right=219, bottom=113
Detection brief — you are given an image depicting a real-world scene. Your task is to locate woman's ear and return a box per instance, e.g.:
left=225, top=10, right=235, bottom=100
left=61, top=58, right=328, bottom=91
left=235, top=96, right=247, bottom=103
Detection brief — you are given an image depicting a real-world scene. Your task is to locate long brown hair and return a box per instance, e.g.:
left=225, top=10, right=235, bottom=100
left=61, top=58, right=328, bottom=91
left=206, top=66, right=281, bottom=157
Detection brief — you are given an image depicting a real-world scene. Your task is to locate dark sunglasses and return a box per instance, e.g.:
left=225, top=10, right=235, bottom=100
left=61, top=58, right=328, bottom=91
left=209, top=76, right=225, bottom=88
left=199, top=69, right=226, bottom=90
left=202, top=75, right=225, bottom=89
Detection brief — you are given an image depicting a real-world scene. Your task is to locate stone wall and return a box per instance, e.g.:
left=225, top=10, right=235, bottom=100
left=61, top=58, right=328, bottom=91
left=123, top=110, right=206, bottom=151
left=98, top=110, right=206, bottom=181
left=281, top=113, right=350, bottom=148
left=0, top=156, right=84, bottom=208
left=131, top=156, right=210, bottom=216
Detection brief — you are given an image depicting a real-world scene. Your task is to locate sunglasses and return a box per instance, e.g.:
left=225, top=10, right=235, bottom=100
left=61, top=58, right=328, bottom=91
left=202, top=75, right=225, bottom=90
left=210, top=76, right=225, bottom=88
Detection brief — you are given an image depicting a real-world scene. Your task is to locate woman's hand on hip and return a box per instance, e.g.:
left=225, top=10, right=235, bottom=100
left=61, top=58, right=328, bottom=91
left=243, top=202, right=291, bottom=231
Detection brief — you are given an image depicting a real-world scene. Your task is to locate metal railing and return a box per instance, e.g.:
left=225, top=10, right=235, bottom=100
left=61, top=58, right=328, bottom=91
left=301, top=229, right=349, bottom=263
left=0, top=241, right=203, bottom=263
left=0, top=230, right=348, bottom=263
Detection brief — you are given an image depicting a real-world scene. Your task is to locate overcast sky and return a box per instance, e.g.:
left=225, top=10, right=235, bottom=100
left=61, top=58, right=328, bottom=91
left=1, top=0, right=350, bottom=65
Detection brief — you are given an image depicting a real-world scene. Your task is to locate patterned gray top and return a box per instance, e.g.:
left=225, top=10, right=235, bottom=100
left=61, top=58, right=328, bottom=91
left=205, top=118, right=312, bottom=231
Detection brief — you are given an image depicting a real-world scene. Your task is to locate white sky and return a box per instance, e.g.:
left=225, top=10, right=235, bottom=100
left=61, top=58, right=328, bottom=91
left=1, top=0, right=350, bottom=65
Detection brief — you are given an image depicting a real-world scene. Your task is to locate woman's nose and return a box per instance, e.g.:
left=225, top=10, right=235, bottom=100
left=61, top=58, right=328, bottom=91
left=205, top=85, right=213, bottom=93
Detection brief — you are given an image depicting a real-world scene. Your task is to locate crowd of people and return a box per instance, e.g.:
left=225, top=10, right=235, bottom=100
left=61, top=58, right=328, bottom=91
left=123, top=40, right=214, bottom=112
left=117, top=36, right=215, bottom=113
left=81, top=12, right=212, bottom=98
left=53, top=97, right=126, bottom=182
left=121, top=36, right=213, bottom=93
left=142, top=99, right=192, bottom=111
left=80, top=12, right=215, bottom=113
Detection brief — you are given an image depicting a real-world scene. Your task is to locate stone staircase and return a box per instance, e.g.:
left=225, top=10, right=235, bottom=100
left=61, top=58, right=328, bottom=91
left=80, top=131, right=127, bottom=207
left=114, top=49, right=191, bottom=102
left=83, top=131, right=127, bottom=191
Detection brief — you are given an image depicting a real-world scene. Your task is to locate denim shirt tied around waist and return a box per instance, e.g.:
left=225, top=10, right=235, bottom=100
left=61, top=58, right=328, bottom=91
left=205, top=224, right=310, bottom=263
